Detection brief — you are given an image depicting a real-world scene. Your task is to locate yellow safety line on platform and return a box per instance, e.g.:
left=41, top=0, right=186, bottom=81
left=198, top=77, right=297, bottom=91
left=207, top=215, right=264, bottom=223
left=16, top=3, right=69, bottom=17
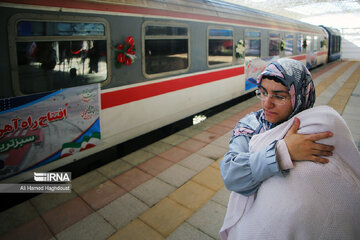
left=315, top=61, right=355, bottom=97
left=108, top=160, right=223, bottom=239
left=328, top=62, right=360, bottom=114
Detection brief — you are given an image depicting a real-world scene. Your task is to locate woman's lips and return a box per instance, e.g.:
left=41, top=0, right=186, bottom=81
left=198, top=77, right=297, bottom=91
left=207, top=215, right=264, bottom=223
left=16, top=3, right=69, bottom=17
left=264, top=110, right=277, bottom=116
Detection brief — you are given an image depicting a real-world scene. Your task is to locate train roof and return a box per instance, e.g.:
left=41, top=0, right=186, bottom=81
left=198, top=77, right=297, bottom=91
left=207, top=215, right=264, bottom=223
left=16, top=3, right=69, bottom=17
left=320, top=25, right=341, bottom=36
left=0, top=0, right=325, bottom=35
left=118, top=0, right=326, bottom=34
left=206, top=0, right=324, bottom=33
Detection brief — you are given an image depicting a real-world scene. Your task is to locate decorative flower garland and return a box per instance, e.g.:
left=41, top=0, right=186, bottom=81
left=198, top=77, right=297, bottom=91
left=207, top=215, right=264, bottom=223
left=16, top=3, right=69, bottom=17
left=280, top=40, right=285, bottom=51
left=302, top=39, right=307, bottom=49
left=115, top=36, right=136, bottom=67
left=235, top=40, right=245, bottom=58
left=320, top=39, right=327, bottom=48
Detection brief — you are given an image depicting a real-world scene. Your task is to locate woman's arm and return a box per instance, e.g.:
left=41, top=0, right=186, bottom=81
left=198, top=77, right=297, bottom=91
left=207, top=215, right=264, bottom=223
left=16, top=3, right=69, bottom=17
left=284, top=117, right=334, bottom=163
left=220, top=135, right=285, bottom=196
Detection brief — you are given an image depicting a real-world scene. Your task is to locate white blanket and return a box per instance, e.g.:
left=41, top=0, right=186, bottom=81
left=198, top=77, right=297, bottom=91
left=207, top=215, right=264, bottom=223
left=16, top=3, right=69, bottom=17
left=220, top=105, right=360, bottom=240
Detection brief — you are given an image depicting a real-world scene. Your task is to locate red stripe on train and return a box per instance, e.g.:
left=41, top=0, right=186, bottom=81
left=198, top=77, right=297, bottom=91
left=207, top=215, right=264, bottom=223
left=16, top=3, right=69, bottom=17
left=292, top=51, right=327, bottom=60
left=291, top=55, right=306, bottom=61
left=317, top=51, right=328, bottom=56
left=101, top=66, right=244, bottom=110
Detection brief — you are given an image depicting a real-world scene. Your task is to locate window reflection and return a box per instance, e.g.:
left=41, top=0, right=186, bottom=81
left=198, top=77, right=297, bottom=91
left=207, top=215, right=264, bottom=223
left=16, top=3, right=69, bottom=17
left=145, top=39, right=188, bottom=75
left=145, top=26, right=187, bottom=36
left=17, top=21, right=105, bottom=36
left=144, top=24, right=189, bottom=76
left=269, top=32, right=280, bottom=56
left=285, top=34, right=294, bottom=56
left=314, top=36, right=318, bottom=51
left=208, top=28, right=233, bottom=66
left=245, top=39, right=260, bottom=57
left=306, top=36, right=312, bottom=52
left=209, top=29, right=233, bottom=37
left=208, top=39, right=233, bottom=65
left=269, top=40, right=280, bottom=56
left=297, top=34, right=303, bottom=53
left=245, top=31, right=261, bottom=57
left=17, top=40, right=107, bottom=94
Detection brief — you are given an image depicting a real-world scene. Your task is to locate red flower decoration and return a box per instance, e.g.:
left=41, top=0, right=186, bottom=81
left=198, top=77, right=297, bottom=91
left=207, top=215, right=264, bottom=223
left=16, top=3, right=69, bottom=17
left=303, top=40, right=307, bottom=49
left=126, top=36, right=135, bottom=47
left=117, top=53, right=125, bottom=63
left=115, top=36, right=136, bottom=67
left=125, top=57, right=132, bottom=66
left=127, top=49, right=135, bottom=55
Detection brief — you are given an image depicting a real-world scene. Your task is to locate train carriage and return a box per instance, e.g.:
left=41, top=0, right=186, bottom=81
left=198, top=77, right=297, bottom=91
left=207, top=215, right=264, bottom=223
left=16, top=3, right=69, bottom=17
left=321, top=25, right=342, bottom=62
left=0, top=0, right=338, bottom=181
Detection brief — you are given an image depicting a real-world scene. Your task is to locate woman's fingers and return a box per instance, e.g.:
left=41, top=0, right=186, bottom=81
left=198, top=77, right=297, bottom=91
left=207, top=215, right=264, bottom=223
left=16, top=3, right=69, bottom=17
left=312, top=142, right=335, bottom=152
left=307, top=131, right=333, bottom=141
left=310, top=155, right=330, bottom=164
left=286, top=117, right=300, bottom=135
left=311, top=149, right=333, bottom=157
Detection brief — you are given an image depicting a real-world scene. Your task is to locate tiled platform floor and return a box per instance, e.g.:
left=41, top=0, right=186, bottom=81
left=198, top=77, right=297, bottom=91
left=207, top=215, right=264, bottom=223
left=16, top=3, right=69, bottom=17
left=1, top=60, right=359, bottom=240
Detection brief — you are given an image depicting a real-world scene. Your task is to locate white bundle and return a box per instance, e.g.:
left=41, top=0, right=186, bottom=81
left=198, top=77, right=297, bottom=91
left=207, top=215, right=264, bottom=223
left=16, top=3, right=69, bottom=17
left=220, top=106, right=360, bottom=240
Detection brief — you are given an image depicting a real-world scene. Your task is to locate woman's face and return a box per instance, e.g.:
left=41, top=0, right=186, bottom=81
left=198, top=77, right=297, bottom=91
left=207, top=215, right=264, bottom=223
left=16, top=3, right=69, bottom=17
left=259, top=78, right=293, bottom=124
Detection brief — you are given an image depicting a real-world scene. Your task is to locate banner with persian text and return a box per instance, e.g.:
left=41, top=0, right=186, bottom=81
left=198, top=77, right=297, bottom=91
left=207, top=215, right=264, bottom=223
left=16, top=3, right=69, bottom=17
left=245, top=56, right=279, bottom=90
left=0, top=84, right=101, bottom=180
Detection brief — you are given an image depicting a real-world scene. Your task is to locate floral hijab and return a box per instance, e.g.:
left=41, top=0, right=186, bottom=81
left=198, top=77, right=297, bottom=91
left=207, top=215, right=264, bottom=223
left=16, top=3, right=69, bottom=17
left=233, top=59, right=316, bottom=138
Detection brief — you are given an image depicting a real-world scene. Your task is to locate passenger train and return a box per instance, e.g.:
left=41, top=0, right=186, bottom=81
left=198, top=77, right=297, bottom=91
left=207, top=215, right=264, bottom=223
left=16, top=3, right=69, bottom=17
left=0, top=0, right=342, bottom=182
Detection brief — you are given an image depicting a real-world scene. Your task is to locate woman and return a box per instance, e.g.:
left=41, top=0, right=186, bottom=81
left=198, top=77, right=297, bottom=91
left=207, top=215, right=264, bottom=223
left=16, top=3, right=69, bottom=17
left=219, top=59, right=360, bottom=239
left=220, top=58, right=333, bottom=196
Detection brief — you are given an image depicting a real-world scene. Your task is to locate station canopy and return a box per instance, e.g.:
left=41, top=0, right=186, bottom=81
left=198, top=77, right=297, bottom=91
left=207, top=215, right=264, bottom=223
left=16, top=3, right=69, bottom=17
left=223, top=0, right=360, bottom=29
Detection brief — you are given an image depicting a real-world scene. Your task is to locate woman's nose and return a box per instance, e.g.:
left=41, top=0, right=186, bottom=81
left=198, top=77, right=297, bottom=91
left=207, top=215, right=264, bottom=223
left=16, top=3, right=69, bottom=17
left=262, top=96, right=274, bottom=108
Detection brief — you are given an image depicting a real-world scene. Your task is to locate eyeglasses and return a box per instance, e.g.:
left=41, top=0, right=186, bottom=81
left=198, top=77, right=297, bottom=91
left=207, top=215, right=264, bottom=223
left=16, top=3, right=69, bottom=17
left=255, top=88, right=289, bottom=105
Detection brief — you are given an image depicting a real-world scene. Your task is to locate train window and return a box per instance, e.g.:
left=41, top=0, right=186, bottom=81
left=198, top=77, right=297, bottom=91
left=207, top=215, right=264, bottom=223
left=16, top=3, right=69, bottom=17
left=17, top=21, right=105, bottom=36
left=306, top=36, right=312, bottom=52
left=297, top=34, right=303, bottom=54
left=336, top=36, right=341, bottom=53
left=208, top=27, right=233, bottom=66
left=8, top=14, right=110, bottom=95
left=245, top=31, right=261, bottom=57
left=320, top=36, right=327, bottom=50
left=313, top=36, right=318, bottom=51
left=285, top=34, right=294, bottom=56
left=331, top=36, right=342, bottom=54
left=145, top=25, right=188, bottom=36
left=143, top=22, right=189, bottom=77
left=332, top=36, right=336, bottom=53
left=269, top=32, right=280, bottom=56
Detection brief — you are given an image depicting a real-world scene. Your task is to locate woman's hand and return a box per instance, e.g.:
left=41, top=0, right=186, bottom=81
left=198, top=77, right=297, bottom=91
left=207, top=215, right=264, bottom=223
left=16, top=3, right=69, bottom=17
left=284, top=117, right=334, bottom=163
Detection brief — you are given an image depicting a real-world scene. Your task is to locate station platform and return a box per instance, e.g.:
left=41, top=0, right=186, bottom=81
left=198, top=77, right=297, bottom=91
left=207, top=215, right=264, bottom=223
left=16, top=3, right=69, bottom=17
left=1, top=60, right=360, bottom=240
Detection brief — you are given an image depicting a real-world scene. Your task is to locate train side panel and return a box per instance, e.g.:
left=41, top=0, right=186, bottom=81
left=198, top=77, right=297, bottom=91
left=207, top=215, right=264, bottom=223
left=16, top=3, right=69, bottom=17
left=101, top=68, right=245, bottom=144
left=0, top=0, right=334, bottom=182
